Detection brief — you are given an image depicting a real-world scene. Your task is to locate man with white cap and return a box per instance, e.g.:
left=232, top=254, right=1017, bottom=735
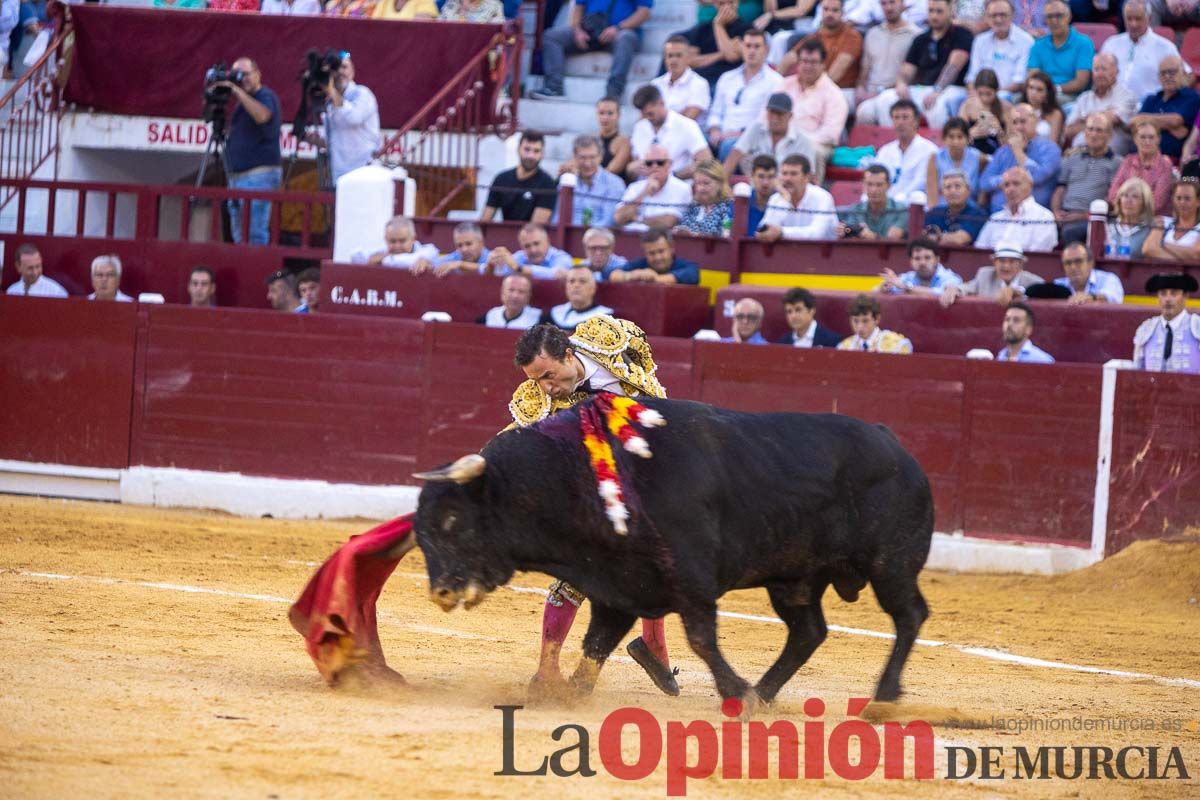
left=940, top=240, right=1044, bottom=307
left=997, top=301, right=1055, bottom=363
left=1133, top=273, right=1200, bottom=374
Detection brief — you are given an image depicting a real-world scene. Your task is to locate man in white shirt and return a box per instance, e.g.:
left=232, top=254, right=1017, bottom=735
left=355, top=215, right=439, bottom=271
left=614, top=144, right=693, bottom=230
left=1063, top=53, right=1138, bottom=153
left=754, top=154, right=838, bottom=241
left=478, top=274, right=542, bottom=329
left=1101, top=0, right=1188, bottom=103
left=967, top=0, right=1034, bottom=95
left=651, top=35, right=711, bottom=120
left=260, top=0, right=322, bottom=14
left=706, top=29, right=783, bottom=161
left=872, top=99, right=939, bottom=203
left=87, top=255, right=133, bottom=302
left=975, top=166, right=1059, bottom=253
left=543, top=266, right=614, bottom=331
left=314, top=54, right=381, bottom=185
left=5, top=244, right=67, bottom=298
left=629, top=84, right=710, bottom=180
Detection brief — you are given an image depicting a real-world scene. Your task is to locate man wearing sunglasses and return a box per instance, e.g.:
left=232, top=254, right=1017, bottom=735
left=613, top=144, right=693, bottom=230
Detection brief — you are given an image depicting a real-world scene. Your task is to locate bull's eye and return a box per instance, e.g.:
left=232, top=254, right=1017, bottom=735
left=441, top=513, right=458, bottom=532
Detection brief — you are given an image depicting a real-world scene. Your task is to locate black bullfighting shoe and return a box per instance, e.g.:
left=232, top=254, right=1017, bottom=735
left=626, top=637, right=681, bottom=697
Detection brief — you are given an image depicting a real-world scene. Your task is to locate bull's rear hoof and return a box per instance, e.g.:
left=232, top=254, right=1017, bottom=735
left=627, top=637, right=681, bottom=697
left=526, top=673, right=572, bottom=705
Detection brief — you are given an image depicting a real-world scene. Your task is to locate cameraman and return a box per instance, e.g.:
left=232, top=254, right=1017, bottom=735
left=307, top=52, right=382, bottom=185
left=220, top=57, right=282, bottom=246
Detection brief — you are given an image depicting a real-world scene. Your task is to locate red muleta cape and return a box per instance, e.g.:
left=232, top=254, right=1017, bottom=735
left=288, top=513, right=415, bottom=685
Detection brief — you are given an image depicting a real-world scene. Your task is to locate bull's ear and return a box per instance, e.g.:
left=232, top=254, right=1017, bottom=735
left=413, top=454, right=487, bottom=484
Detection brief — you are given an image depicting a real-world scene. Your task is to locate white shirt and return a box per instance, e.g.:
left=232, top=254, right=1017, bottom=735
left=548, top=302, right=614, bottom=331
left=87, top=290, right=133, bottom=302
left=325, top=81, right=382, bottom=182
left=352, top=241, right=440, bottom=268
left=575, top=352, right=625, bottom=395
left=966, top=26, right=1034, bottom=88
left=483, top=305, right=542, bottom=329
left=708, top=65, right=783, bottom=136
left=975, top=197, right=1059, bottom=253
left=793, top=320, right=817, bottom=348
left=651, top=68, right=711, bottom=115
left=630, top=110, right=708, bottom=167
left=874, top=135, right=939, bottom=203
left=1101, top=30, right=1186, bottom=104
left=260, top=0, right=322, bottom=14
left=761, top=186, right=838, bottom=240
left=6, top=275, right=68, bottom=297
left=1065, top=84, right=1138, bottom=152
left=1053, top=268, right=1126, bottom=303
left=617, top=174, right=693, bottom=229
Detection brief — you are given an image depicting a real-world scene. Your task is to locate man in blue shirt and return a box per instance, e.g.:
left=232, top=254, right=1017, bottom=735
left=997, top=301, right=1055, bottom=363
left=746, top=154, right=777, bottom=234
left=1138, top=56, right=1200, bottom=159
left=721, top=297, right=769, bottom=344
left=555, top=135, right=625, bottom=228
left=221, top=57, right=282, bottom=246
left=977, top=103, right=1061, bottom=212
left=878, top=237, right=964, bottom=295
left=530, top=0, right=652, bottom=102
left=488, top=223, right=574, bottom=280
left=1025, top=0, right=1093, bottom=97
left=1053, top=241, right=1125, bottom=303
left=606, top=228, right=700, bottom=284
left=925, top=170, right=986, bottom=245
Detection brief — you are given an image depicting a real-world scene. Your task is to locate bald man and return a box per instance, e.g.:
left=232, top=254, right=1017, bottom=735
left=722, top=298, right=769, bottom=344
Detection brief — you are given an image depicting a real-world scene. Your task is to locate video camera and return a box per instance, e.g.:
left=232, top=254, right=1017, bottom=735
left=201, top=63, right=245, bottom=125
left=299, top=49, right=343, bottom=100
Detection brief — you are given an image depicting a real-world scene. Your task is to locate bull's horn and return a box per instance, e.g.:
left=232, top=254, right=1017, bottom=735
left=413, top=454, right=486, bottom=483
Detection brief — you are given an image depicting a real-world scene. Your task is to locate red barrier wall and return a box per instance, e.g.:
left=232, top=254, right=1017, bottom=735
left=4, top=299, right=1197, bottom=551
left=714, top=286, right=1150, bottom=364
left=128, top=306, right=427, bottom=485
left=1106, top=370, right=1200, bottom=553
left=320, top=263, right=713, bottom=337
left=64, top=8, right=506, bottom=129
left=0, top=297, right=136, bottom=468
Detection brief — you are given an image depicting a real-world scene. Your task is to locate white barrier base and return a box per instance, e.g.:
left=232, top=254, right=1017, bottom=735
left=0, top=460, right=417, bottom=520
left=925, top=531, right=1100, bottom=575
left=1, top=461, right=1097, bottom=572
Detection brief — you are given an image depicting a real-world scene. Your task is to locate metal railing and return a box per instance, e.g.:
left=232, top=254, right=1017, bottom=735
left=0, top=177, right=335, bottom=252
left=376, top=20, right=522, bottom=217
left=0, top=23, right=72, bottom=207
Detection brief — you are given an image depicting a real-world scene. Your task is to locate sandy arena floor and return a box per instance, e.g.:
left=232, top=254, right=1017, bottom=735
left=0, top=495, right=1197, bottom=799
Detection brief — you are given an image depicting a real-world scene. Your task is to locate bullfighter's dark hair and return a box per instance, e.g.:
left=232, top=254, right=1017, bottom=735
left=847, top=293, right=881, bottom=319
left=782, top=287, right=817, bottom=309
left=514, top=324, right=572, bottom=367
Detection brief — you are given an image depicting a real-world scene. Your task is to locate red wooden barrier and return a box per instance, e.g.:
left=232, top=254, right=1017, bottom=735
left=0, top=297, right=137, bottom=468
left=1106, top=369, right=1200, bottom=553
left=128, top=306, right=427, bottom=485
left=320, top=263, right=713, bottom=338
left=714, top=286, right=1151, bottom=364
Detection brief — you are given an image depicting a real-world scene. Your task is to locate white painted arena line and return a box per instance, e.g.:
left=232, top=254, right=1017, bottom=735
left=7, top=568, right=1199, bottom=692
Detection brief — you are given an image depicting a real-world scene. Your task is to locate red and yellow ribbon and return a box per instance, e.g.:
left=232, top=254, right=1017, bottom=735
left=579, top=394, right=666, bottom=535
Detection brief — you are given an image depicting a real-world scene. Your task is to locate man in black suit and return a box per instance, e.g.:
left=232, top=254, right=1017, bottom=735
left=775, top=287, right=842, bottom=347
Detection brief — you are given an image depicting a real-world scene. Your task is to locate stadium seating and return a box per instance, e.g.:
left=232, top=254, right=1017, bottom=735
left=1183, top=27, right=1200, bottom=74
left=1075, top=22, right=1119, bottom=51
left=830, top=180, right=863, bottom=207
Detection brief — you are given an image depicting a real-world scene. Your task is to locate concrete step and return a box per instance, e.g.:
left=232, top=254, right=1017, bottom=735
left=517, top=95, right=639, bottom=137
left=526, top=74, right=639, bottom=106
left=564, top=52, right=663, bottom=83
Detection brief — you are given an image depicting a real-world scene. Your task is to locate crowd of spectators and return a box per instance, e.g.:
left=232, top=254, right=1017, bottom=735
left=506, top=0, right=1200, bottom=262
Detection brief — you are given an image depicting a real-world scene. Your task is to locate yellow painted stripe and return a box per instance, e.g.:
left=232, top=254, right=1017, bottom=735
left=738, top=272, right=880, bottom=292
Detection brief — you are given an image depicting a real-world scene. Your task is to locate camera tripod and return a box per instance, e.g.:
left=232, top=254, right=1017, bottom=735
left=195, top=111, right=228, bottom=190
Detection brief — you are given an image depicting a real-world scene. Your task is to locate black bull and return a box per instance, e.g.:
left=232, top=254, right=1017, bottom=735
left=414, top=397, right=934, bottom=706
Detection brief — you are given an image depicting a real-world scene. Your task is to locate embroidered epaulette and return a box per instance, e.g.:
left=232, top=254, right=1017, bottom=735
left=508, top=379, right=588, bottom=428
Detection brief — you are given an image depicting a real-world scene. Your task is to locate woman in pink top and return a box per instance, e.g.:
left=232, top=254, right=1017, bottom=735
left=1109, top=119, right=1179, bottom=217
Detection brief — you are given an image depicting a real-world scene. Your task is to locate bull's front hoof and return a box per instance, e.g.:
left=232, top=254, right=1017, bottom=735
left=526, top=673, right=573, bottom=706
left=627, top=637, right=681, bottom=697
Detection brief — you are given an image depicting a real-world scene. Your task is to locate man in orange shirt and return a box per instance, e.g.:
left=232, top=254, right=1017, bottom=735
left=779, top=0, right=862, bottom=102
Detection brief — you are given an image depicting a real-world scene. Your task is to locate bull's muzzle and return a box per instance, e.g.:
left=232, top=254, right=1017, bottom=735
left=430, top=580, right=489, bottom=612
